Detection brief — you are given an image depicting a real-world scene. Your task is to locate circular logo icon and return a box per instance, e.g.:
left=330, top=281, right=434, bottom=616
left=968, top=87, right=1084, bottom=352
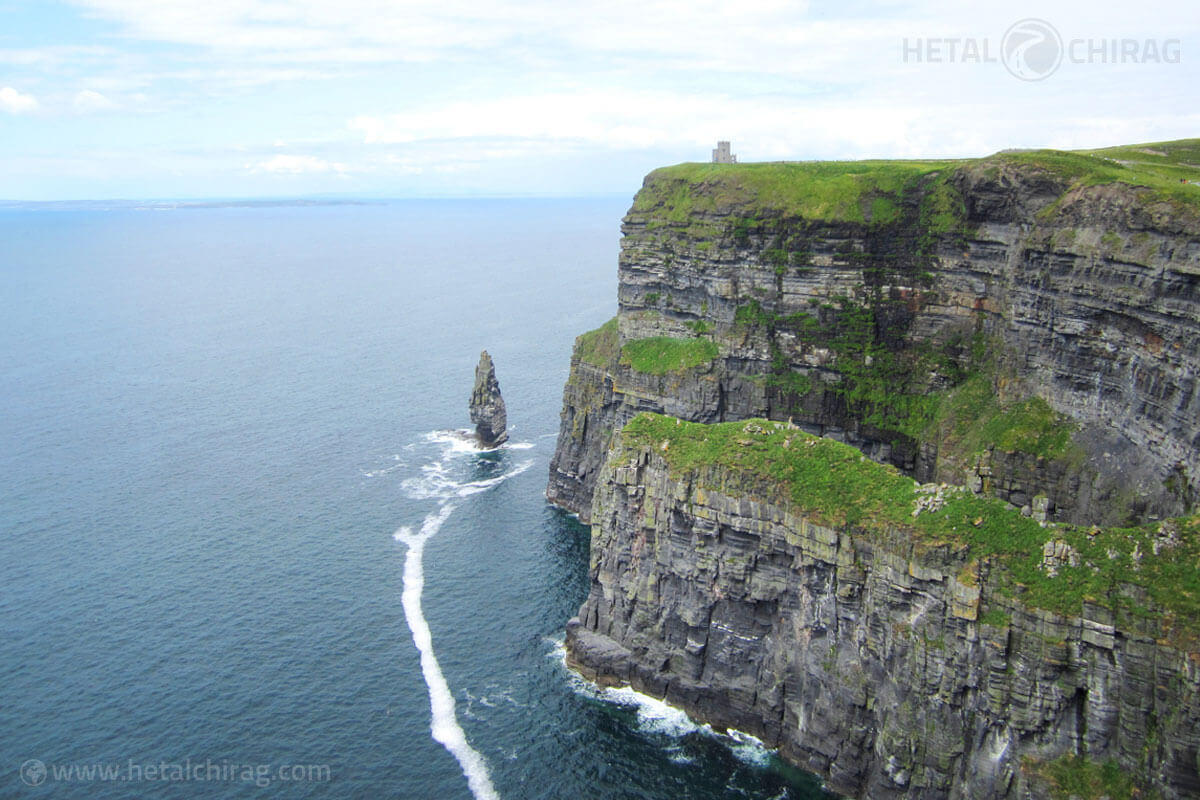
left=20, top=759, right=47, bottom=786
left=1002, top=18, right=1063, bottom=81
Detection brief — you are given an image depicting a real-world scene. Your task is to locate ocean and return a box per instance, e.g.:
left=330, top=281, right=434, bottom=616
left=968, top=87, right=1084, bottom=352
left=0, top=200, right=833, bottom=799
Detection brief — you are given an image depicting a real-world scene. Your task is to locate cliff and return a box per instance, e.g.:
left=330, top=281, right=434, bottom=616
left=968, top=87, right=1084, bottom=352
left=548, top=141, right=1200, bottom=527
left=548, top=140, right=1200, bottom=799
left=567, top=415, right=1200, bottom=799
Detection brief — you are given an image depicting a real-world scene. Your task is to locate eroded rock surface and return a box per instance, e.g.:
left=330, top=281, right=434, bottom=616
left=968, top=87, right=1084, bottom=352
left=548, top=155, right=1200, bottom=525
left=470, top=350, right=507, bottom=447
left=551, top=147, right=1200, bottom=798
left=567, top=432, right=1200, bottom=799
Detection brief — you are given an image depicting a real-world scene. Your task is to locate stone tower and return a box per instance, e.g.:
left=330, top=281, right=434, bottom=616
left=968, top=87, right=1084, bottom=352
left=712, top=141, right=737, bottom=164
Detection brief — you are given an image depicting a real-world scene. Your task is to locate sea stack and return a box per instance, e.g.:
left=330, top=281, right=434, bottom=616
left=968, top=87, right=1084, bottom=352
left=469, top=350, right=508, bottom=448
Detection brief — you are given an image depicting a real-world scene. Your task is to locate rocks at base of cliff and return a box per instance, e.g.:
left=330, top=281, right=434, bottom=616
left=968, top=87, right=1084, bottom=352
left=469, top=350, right=508, bottom=448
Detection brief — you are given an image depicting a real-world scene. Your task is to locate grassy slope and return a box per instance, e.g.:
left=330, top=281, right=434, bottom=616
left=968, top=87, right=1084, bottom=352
left=576, top=316, right=620, bottom=367
left=1026, top=754, right=1148, bottom=800
left=622, top=413, right=1200, bottom=642
left=631, top=160, right=962, bottom=225
left=620, top=336, right=718, bottom=375
left=923, top=374, right=1083, bottom=463
left=631, top=139, right=1200, bottom=224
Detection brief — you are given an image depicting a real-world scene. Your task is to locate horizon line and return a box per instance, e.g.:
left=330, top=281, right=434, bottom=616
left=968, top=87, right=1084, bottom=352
left=0, top=192, right=636, bottom=209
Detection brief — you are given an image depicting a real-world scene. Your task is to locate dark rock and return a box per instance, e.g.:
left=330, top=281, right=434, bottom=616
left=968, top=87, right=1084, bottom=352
left=469, top=350, right=507, bottom=447
left=549, top=156, right=1200, bottom=799
left=569, top=439, right=1200, bottom=800
left=547, top=161, right=1200, bottom=526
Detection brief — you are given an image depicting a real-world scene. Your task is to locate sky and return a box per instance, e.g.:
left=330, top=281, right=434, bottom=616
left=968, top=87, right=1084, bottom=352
left=1, top=0, right=1197, bottom=200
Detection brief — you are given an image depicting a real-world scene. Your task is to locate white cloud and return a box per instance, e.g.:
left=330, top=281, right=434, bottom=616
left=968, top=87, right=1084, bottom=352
left=67, top=0, right=830, bottom=71
left=0, top=45, right=114, bottom=67
left=9, top=0, right=1200, bottom=198
left=349, top=89, right=933, bottom=157
left=73, top=89, right=117, bottom=113
left=0, top=86, right=39, bottom=114
left=250, top=154, right=347, bottom=174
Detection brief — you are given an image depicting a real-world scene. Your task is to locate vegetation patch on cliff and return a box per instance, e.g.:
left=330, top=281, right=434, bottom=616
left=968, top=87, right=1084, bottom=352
left=736, top=294, right=1082, bottom=466
left=925, top=374, right=1083, bottom=463
left=620, top=414, right=1200, bottom=640
left=991, top=140, right=1200, bottom=214
left=632, top=140, right=1200, bottom=235
left=620, top=336, right=718, bottom=375
left=576, top=317, right=620, bottom=368
left=735, top=296, right=969, bottom=439
left=632, top=160, right=965, bottom=225
left=1025, top=753, right=1156, bottom=800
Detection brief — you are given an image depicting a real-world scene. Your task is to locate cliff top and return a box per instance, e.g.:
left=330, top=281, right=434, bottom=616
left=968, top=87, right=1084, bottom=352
left=622, top=413, right=1200, bottom=643
left=632, top=137, right=1200, bottom=225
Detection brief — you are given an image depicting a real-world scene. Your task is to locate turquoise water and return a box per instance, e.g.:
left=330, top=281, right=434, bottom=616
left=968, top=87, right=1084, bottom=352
left=0, top=201, right=833, bottom=799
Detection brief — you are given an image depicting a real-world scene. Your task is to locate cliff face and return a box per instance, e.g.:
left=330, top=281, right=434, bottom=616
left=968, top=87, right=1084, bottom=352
left=566, top=417, right=1200, bottom=800
left=549, top=142, right=1200, bottom=799
left=548, top=148, right=1200, bottom=526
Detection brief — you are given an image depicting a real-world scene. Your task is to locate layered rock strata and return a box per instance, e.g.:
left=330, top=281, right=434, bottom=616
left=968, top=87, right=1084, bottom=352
left=551, top=145, right=1200, bottom=799
left=470, top=350, right=508, bottom=447
left=548, top=152, right=1200, bottom=526
left=567, top=419, right=1200, bottom=799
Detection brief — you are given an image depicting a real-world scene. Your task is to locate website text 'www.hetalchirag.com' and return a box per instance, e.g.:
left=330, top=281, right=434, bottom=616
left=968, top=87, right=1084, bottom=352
left=19, top=757, right=331, bottom=788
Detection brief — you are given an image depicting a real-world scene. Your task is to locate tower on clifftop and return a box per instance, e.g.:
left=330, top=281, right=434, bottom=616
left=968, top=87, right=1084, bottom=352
left=712, top=141, right=737, bottom=163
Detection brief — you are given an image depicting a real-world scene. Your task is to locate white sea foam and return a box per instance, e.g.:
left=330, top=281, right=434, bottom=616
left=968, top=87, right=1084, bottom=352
left=667, top=746, right=697, bottom=765
left=725, top=728, right=773, bottom=766
left=423, top=428, right=536, bottom=455
left=391, top=434, right=535, bottom=800
left=362, top=454, right=408, bottom=478
left=550, top=638, right=780, bottom=769
left=602, top=686, right=706, bottom=738
left=424, top=428, right=484, bottom=455
left=394, top=504, right=499, bottom=800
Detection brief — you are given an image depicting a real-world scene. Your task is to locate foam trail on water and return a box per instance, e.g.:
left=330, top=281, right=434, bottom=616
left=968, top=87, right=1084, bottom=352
left=395, top=505, right=499, bottom=800
left=391, top=434, right=534, bottom=800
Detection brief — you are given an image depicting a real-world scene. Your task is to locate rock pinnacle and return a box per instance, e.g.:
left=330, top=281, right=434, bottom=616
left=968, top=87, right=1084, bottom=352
left=469, top=350, right=508, bottom=447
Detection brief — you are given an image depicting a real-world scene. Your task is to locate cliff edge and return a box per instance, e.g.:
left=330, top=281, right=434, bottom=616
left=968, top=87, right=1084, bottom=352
left=550, top=140, right=1200, bottom=799
left=549, top=141, right=1200, bottom=526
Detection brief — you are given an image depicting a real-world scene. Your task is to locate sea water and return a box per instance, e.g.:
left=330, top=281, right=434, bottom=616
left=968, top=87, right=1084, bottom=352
left=0, top=200, right=834, bottom=799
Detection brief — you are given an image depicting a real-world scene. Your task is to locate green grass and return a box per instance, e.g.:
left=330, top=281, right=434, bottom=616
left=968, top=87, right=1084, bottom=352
left=629, top=139, right=1200, bottom=232
left=1089, top=138, right=1200, bottom=166
left=736, top=297, right=972, bottom=441
left=917, top=171, right=970, bottom=237
left=619, top=413, right=1200, bottom=639
left=924, top=375, right=1082, bottom=462
left=977, top=607, right=1010, bottom=627
left=576, top=317, right=619, bottom=367
left=620, top=336, right=718, bottom=375
left=1026, top=754, right=1151, bottom=800
left=631, top=160, right=963, bottom=225
left=993, top=141, right=1200, bottom=212
left=979, top=396, right=1078, bottom=459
